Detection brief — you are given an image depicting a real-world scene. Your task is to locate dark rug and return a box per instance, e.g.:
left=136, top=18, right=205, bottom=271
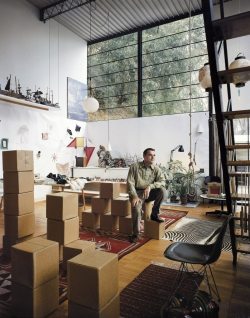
left=164, top=216, right=231, bottom=251
left=120, top=264, right=202, bottom=318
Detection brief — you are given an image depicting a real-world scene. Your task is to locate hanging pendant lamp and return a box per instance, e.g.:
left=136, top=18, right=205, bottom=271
left=83, top=1, right=99, bottom=113
left=198, top=62, right=212, bottom=91
left=229, top=53, right=250, bottom=87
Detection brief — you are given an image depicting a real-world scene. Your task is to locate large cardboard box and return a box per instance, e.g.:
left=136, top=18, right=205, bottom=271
left=111, top=197, right=131, bottom=217
left=2, top=150, right=33, bottom=172
left=11, top=237, right=59, bottom=288
left=82, top=210, right=100, bottom=229
left=46, top=192, right=78, bottom=220
left=119, top=215, right=133, bottom=234
left=12, top=276, right=59, bottom=318
left=4, top=213, right=35, bottom=239
left=4, top=192, right=34, bottom=215
left=47, top=217, right=79, bottom=245
left=68, top=251, right=118, bottom=309
left=63, top=240, right=96, bottom=270
left=3, top=171, right=34, bottom=194
left=144, top=219, right=165, bottom=240
left=100, top=213, right=119, bottom=232
left=92, top=197, right=111, bottom=215
left=99, top=182, right=120, bottom=199
left=68, top=293, right=120, bottom=318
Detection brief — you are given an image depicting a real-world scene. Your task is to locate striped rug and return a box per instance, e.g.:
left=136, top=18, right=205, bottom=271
left=164, top=216, right=231, bottom=251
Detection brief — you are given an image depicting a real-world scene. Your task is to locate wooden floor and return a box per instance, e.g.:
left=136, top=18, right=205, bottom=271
left=1, top=200, right=250, bottom=317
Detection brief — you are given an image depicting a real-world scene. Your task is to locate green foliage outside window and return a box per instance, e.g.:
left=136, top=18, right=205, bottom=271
left=87, top=14, right=208, bottom=122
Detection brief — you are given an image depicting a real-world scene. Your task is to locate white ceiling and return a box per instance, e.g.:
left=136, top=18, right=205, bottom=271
left=27, top=0, right=205, bottom=42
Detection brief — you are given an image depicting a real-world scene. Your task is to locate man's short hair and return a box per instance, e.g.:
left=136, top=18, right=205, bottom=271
left=143, top=148, right=155, bottom=156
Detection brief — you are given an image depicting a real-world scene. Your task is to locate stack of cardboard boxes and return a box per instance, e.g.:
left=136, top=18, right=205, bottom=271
left=2, top=150, right=35, bottom=256
left=67, top=250, right=119, bottom=318
left=11, top=237, right=59, bottom=317
left=46, top=192, right=80, bottom=246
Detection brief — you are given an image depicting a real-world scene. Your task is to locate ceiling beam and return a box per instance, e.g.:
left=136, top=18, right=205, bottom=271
left=40, top=0, right=94, bottom=22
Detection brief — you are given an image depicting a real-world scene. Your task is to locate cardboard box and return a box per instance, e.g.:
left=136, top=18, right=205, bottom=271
left=2, top=150, right=33, bottom=172
left=85, top=182, right=101, bottom=191
left=82, top=210, right=100, bottom=229
left=12, top=276, right=59, bottom=318
left=111, top=197, right=131, bottom=217
left=144, top=219, right=165, bottom=240
left=207, top=182, right=221, bottom=197
left=92, top=197, right=111, bottom=215
left=46, top=192, right=78, bottom=220
left=68, top=293, right=120, bottom=318
left=4, top=192, right=34, bottom=215
left=100, top=213, right=119, bottom=232
left=68, top=251, right=118, bottom=309
left=3, top=171, right=34, bottom=194
left=4, top=213, right=35, bottom=239
left=47, top=217, right=79, bottom=245
left=63, top=240, right=96, bottom=270
left=119, top=215, right=133, bottom=234
left=11, top=237, right=59, bottom=288
left=99, top=182, right=120, bottom=199
left=120, top=182, right=128, bottom=194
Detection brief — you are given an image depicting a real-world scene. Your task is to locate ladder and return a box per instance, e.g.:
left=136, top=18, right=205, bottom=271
left=202, top=0, right=250, bottom=265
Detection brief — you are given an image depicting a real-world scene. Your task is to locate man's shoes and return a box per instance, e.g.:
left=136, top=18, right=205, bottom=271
left=150, top=215, right=165, bottom=223
left=129, top=234, right=139, bottom=243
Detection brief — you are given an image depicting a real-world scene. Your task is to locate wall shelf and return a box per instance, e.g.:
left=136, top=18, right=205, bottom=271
left=0, top=94, right=49, bottom=111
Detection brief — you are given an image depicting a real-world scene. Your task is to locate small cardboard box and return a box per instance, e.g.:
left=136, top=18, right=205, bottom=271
left=82, top=210, right=100, bottom=229
left=2, top=150, right=33, bottom=172
left=144, top=219, right=165, bottom=240
left=68, top=250, right=118, bottom=309
left=68, top=293, right=120, bottom=318
left=12, top=276, right=59, bottom=318
left=4, top=191, right=34, bottom=215
left=63, top=240, right=96, bottom=270
left=47, top=217, right=79, bottom=245
left=11, top=237, right=59, bottom=288
left=92, top=197, right=111, bottom=215
left=120, top=182, right=128, bottom=194
left=119, top=215, right=133, bottom=234
left=3, top=171, right=34, bottom=194
left=99, top=182, right=120, bottom=199
left=111, top=197, right=131, bottom=217
left=46, top=192, right=78, bottom=220
left=100, top=213, right=119, bottom=232
left=4, top=213, right=35, bottom=239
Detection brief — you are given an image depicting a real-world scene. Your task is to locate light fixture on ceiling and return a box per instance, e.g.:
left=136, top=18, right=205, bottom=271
left=83, top=0, right=99, bottom=113
left=198, top=62, right=212, bottom=92
left=107, top=12, right=112, bottom=152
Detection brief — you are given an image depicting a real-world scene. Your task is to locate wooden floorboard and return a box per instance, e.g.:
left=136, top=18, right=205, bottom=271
left=0, top=200, right=250, bottom=317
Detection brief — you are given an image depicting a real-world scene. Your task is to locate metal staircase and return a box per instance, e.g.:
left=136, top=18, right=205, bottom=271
left=202, top=0, right=250, bottom=265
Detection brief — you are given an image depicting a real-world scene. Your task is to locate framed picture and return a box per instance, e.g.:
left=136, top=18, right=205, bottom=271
left=1, top=138, right=8, bottom=149
left=67, top=77, right=88, bottom=121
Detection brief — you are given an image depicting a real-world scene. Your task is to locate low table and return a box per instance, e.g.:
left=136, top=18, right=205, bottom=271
left=200, top=193, right=227, bottom=216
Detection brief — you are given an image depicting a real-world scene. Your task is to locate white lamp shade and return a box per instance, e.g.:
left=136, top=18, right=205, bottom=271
left=229, top=54, right=250, bottom=87
left=83, top=97, right=99, bottom=113
left=198, top=63, right=212, bottom=91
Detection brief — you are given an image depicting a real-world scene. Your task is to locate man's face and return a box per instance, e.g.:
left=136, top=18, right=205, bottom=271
left=144, top=150, right=155, bottom=165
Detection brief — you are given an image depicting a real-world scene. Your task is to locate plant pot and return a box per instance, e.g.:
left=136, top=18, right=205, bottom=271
left=180, top=194, right=188, bottom=205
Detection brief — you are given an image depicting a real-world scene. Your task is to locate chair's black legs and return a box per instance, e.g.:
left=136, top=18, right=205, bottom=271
left=208, top=265, right=221, bottom=302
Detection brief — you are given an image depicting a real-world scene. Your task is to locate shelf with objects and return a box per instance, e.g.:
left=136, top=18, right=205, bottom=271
left=202, top=0, right=250, bottom=264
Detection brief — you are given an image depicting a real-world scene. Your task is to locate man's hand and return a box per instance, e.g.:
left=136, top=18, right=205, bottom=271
left=143, top=186, right=151, bottom=199
left=132, top=197, right=141, bottom=207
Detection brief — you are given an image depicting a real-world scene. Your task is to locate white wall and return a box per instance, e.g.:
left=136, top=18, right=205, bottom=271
left=87, top=112, right=210, bottom=174
left=0, top=0, right=87, bottom=178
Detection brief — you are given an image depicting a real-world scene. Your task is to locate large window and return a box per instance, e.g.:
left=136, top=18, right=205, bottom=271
left=88, top=14, right=208, bottom=122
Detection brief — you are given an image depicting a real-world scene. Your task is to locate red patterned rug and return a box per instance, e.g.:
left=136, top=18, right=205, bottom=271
left=120, top=264, right=202, bottom=318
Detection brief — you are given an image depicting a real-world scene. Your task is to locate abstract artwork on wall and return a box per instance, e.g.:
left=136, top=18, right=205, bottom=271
left=67, top=77, right=88, bottom=122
